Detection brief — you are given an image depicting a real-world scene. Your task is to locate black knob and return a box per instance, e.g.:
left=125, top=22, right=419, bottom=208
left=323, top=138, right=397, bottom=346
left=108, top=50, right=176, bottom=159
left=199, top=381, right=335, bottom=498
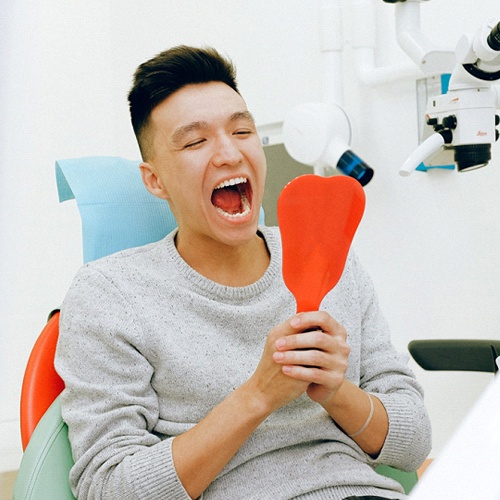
left=442, top=115, right=457, bottom=130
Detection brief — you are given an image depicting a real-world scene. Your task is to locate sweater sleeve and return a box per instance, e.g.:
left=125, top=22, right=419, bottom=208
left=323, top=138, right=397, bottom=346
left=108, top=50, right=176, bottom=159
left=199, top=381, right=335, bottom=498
left=351, top=253, right=432, bottom=472
left=55, top=265, right=191, bottom=500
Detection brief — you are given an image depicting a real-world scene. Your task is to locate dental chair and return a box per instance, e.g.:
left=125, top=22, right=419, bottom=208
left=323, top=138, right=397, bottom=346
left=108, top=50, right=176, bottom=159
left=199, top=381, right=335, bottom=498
left=13, top=156, right=417, bottom=499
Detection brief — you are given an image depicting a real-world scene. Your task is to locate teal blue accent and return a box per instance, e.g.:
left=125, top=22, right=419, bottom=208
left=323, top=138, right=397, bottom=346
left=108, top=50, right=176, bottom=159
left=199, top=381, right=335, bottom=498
left=416, top=162, right=455, bottom=172
left=441, top=73, right=451, bottom=93
left=346, top=157, right=362, bottom=171
left=259, top=206, right=265, bottom=224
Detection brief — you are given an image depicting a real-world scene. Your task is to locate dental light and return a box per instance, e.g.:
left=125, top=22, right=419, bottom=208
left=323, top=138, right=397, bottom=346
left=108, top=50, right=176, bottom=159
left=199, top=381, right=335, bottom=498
left=400, top=17, right=500, bottom=176
left=283, top=102, right=374, bottom=186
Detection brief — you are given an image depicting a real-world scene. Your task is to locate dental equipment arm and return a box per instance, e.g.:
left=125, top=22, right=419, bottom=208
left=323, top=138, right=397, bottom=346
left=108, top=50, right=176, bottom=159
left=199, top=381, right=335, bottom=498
left=399, top=131, right=447, bottom=177
left=385, top=0, right=455, bottom=76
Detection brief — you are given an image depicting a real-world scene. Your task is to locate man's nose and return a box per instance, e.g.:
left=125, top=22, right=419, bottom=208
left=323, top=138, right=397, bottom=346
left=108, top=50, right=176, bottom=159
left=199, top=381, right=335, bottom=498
left=211, top=135, right=243, bottom=167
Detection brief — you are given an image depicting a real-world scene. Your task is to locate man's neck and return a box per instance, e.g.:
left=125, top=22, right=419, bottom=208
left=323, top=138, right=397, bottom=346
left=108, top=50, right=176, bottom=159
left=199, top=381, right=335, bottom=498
left=175, top=231, right=270, bottom=287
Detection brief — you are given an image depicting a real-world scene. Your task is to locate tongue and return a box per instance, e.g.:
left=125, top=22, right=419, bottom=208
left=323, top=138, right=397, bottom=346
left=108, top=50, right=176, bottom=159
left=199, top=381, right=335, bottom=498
left=211, top=186, right=242, bottom=214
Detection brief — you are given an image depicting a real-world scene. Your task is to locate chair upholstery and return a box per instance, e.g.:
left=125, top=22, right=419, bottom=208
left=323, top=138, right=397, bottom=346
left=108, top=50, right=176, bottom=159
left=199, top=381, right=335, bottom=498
left=13, top=395, right=75, bottom=500
left=376, top=465, right=417, bottom=495
left=20, top=310, right=63, bottom=450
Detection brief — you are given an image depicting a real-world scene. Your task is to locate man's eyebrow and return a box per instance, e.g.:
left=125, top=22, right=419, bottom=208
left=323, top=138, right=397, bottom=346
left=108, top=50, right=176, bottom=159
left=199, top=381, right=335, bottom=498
left=171, top=121, right=208, bottom=145
left=229, top=110, right=255, bottom=124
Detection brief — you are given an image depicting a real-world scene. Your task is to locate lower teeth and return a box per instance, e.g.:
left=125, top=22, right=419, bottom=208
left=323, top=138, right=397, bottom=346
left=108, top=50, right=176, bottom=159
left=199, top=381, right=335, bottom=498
left=215, top=205, right=250, bottom=218
left=216, top=191, right=251, bottom=218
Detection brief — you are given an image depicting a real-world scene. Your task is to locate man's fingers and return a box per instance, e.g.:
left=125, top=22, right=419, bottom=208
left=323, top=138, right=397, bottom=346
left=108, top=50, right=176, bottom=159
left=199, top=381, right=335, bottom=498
left=288, top=311, right=346, bottom=338
left=273, top=346, right=330, bottom=367
left=275, top=330, right=331, bottom=353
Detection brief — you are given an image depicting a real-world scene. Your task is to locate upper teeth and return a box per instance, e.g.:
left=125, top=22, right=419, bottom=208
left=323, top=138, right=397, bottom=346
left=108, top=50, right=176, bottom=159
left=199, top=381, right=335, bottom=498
left=214, top=177, right=247, bottom=190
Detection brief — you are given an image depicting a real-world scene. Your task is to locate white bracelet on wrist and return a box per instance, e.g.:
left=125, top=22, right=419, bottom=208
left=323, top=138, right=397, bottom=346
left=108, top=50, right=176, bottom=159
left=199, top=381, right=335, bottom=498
left=348, top=392, right=374, bottom=438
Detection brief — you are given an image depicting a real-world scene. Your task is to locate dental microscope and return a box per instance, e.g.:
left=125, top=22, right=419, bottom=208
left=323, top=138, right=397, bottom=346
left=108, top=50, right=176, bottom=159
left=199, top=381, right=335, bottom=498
left=400, top=15, right=500, bottom=175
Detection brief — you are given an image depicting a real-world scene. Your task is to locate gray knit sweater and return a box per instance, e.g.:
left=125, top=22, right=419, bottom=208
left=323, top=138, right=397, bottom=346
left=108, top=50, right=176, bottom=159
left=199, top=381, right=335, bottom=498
left=55, top=226, right=431, bottom=500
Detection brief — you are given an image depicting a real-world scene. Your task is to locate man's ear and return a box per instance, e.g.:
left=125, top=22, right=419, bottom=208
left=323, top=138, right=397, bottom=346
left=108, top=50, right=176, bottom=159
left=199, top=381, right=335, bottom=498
left=140, top=162, right=170, bottom=200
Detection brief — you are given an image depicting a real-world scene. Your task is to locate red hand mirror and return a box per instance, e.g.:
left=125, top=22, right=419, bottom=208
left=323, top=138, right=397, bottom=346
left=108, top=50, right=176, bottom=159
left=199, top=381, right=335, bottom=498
left=277, top=175, right=365, bottom=313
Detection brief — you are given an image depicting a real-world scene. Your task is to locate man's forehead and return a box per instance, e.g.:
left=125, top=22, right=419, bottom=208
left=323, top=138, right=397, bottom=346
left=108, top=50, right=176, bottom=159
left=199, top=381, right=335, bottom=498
left=153, top=82, right=246, bottom=119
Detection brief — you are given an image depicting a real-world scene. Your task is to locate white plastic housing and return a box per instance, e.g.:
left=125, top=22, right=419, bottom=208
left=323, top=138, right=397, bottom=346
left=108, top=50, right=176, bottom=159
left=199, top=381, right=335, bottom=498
left=427, top=88, right=497, bottom=146
left=283, top=102, right=351, bottom=168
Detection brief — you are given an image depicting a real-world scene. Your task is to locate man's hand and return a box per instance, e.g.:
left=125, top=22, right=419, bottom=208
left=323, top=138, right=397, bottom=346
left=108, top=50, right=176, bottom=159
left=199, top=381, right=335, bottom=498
left=268, top=312, right=388, bottom=456
left=245, top=317, right=313, bottom=414
left=271, top=311, right=350, bottom=406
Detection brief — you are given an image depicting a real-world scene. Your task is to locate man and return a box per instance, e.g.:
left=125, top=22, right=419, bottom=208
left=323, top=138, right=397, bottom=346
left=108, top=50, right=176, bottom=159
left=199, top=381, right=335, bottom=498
left=55, top=46, right=431, bottom=499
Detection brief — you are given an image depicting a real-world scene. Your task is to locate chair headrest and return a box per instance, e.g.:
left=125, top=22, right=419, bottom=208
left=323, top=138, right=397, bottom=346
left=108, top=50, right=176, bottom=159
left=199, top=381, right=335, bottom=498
left=56, top=156, right=178, bottom=263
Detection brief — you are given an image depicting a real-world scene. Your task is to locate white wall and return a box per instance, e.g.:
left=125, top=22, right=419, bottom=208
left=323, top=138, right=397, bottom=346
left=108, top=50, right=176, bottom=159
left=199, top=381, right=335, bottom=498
left=1, top=0, right=499, bottom=473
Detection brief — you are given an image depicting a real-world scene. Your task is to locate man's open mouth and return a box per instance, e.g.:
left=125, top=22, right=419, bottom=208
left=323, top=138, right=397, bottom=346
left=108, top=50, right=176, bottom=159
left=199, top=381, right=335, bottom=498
left=211, top=177, right=252, bottom=218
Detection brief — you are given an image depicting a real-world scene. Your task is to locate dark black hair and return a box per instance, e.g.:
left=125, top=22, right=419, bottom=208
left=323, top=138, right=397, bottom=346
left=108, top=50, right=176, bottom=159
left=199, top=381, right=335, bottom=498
left=128, top=45, right=239, bottom=159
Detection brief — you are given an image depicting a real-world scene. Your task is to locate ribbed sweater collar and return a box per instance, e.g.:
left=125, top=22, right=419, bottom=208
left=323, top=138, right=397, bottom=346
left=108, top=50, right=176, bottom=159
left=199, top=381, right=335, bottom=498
left=161, top=225, right=283, bottom=302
